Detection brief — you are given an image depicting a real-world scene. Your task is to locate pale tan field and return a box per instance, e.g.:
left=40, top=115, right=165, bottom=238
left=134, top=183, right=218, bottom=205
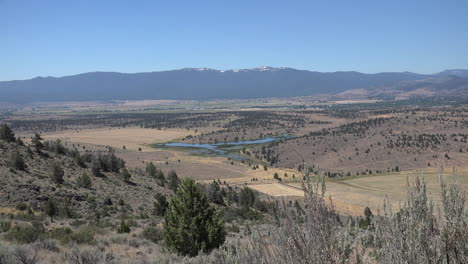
left=43, top=127, right=198, bottom=152
left=287, top=169, right=468, bottom=215
left=249, top=183, right=304, bottom=197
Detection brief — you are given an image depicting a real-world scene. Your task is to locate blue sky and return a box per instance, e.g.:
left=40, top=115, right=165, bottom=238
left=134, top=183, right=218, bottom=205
left=1, top=0, right=468, bottom=81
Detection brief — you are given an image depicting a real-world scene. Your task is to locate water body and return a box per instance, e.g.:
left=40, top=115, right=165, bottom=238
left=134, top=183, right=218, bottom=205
left=154, top=135, right=290, bottom=160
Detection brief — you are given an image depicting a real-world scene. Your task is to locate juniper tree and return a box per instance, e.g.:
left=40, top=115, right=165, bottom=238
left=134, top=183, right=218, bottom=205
left=121, top=167, right=131, bottom=182
left=0, top=123, right=15, bottom=142
left=31, top=133, right=44, bottom=152
left=273, top=172, right=280, bottom=180
left=145, top=162, right=157, bottom=176
left=91, top=160, right=103, bottom=177
left=155, top=169, right=166, bottom=186
left=44, top=198, right=58, bottom=222
left=239, top=187, right=256, bottom=209
left=163, top=178, right=225, bottom=257
left=153, top=193, right=168, bottom=216
left=50, top=162, right=64, bottom=184
left=167, top=170, right=181, bottom=191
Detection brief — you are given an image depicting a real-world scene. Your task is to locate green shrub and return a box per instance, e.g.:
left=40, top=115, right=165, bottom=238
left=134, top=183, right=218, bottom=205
left=76, top=173, right=92, bottom=188
left=167, top=170, right=180, bottom=191
left=8, top=152, right=27, bottom=171
left=116, top=220, right=130, bottom=234
left=15, top=202, right=28, bottom=211
left=44, top=197, right=58, bottom=222
left=48, top=227, right=73, bottom=242
left=121, top=168, right=132, bottom=182
left=141, top=226, right=163, bottom=243
left=5, top=223, right=44, bottom=243
left=48, top=227, right=95, bottom=245
left=68, top=228, right=95, bottom=244
left=153, top=193, right=168, bottom=216
left=50, top=162, right=65, bottom=184
left=0, top=221, right=11, bottom=233
left=239, top=187, right=256, bottom=209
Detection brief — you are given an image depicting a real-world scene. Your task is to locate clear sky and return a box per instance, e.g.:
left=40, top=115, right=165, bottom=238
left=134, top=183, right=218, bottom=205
left=1, top=0, right=468, bottom=81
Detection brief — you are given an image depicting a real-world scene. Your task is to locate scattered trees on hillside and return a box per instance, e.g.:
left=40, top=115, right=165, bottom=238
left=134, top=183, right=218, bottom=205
left=44, top=139, right=67, bottom=155
left=90, top=150, right=126, bottom=177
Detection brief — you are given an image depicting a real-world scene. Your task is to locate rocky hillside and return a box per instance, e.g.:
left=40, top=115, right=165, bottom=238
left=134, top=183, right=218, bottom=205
left=0, top=130, right=171, bottom=218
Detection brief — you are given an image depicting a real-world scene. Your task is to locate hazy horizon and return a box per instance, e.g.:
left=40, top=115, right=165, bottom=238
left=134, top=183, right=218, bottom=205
left=2, top=66, right=468, bottom=82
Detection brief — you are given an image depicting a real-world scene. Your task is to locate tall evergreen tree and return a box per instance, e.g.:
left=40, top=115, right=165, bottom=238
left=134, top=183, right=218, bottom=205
left=163, top=178, right=225, bottom=257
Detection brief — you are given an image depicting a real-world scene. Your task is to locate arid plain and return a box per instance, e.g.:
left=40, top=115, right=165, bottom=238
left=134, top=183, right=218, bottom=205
left=9, top=98, right=468, bottom=215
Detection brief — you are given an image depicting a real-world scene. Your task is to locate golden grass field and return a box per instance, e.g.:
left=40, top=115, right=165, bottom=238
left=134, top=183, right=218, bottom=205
left=249, top=183, right=304, bottom=197
left=42, top=127, right=198, bottom=152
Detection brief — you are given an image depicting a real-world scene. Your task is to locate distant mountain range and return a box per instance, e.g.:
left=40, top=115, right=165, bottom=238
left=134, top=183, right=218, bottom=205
left=1, top=67, right=468, bottom=103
